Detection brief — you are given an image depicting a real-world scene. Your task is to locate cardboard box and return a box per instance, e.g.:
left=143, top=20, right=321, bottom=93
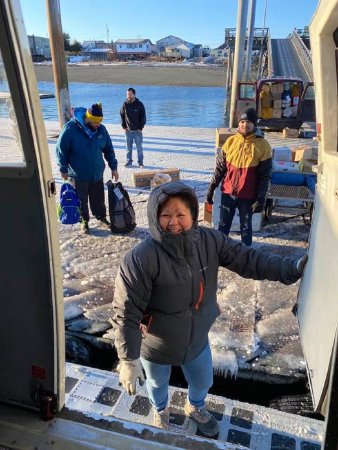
left=298, top=158, right=317, bottom=173
left=297, top=147, right=318, bottom=172
left=203, top=202, right=212, bottom=223
left=273, top=100, right=283, bottom=109
left=215, top=127, right=236, bottom=148
left=282, top=127, right=299, bottom=139
left=272, top=109, right=282, bottom=119
left=272, top=93, right=282, bottom=100
left=271, top=83, right=284, bottom=94
left=272, top=146, right=292, bottom=162
left=132, top=168, right=180, bottom=188
left=290, top=146, right=314, bottom=162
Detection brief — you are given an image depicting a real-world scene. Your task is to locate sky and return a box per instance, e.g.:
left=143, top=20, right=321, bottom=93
left=19, top=0, right=319, bottom=49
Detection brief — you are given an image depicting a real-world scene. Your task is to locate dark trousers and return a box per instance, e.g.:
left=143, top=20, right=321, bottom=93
left=74, top=179, right=106, bottom=223
left=219, top=194, right=255, bottom=246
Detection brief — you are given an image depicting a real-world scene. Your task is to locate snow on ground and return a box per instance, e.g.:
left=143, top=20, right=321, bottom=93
left=46, top=122, right=311, bottom=380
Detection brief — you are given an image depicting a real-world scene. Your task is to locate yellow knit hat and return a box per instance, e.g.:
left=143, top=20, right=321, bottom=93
left=85, top=102, right=103, bottom=124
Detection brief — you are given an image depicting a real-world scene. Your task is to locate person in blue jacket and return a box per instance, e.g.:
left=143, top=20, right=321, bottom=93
left=56, top=102, right=119, bottom=233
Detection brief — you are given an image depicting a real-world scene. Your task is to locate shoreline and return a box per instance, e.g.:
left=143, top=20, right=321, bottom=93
left=34, top=63, right=227, bottom=87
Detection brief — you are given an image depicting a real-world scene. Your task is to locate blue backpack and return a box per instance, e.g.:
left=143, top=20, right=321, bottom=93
left=57, top=182, right=81, bottom=225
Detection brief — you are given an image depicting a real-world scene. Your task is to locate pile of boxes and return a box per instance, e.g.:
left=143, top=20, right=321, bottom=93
left=259, top=82, right=299, bottom=120
left=272, top=145, right=318, bottom=173
left=271, top=83, right=284, bottom=119
left=294, top=146, right=318, bottom=172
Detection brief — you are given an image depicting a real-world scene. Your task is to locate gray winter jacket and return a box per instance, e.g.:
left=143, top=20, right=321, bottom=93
left=112, top=181, right=302, bottom=365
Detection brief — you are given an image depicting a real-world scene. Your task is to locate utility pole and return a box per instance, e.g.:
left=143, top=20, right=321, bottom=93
left=46, top=0, right=71, bottom=127
left=229, top=0, right=249, bottom=128
left=106, top=25, right=110, bottom=46
left=225, top=48, right=232, bottom=90
left=224, top=48, right=233, bottom=125
left=257, top=0, right=268, bottom=79
left=243, top=0, right=256, bottom=81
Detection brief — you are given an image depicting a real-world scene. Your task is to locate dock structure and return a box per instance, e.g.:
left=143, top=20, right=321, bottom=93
left=0, top=91, right=54, bottom=100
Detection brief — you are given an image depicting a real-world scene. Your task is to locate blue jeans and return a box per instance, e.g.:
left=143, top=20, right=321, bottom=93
left=125, top=130, right=143, bottom=164
left=219, top=194, right=254, bottom=246
left=140, top=343, right=213, bottom=412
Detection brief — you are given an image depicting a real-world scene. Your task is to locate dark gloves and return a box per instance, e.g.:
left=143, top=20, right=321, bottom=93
left=206, top=188, right=215, bottom=205
left=251, top=197, right=265, bottom=213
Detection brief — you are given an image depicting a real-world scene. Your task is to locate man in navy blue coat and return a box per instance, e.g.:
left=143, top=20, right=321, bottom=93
left=56, top=102, right=119, bottom=233
left=120, top=88, right=146, bottom=168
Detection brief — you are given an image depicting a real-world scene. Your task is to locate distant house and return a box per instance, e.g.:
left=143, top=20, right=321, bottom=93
left=156, top=35, right=194, bottom=58
left=210, top=46, right=228, bottom=58
left=28, top=35, right=51, bottom=61
left=159, top=43, right=191, bottom=59
left=82, top=48, right=113, bottom=62
left=114, top=39, right=153, bottom=57
left=82, top=40, right=110, bottom=50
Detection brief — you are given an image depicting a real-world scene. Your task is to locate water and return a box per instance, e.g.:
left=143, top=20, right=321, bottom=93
left=37, top=81, right=227, bottom=128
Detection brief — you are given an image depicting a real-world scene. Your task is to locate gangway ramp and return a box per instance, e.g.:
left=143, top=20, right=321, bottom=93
left=270, top=38, right=312, bottom=82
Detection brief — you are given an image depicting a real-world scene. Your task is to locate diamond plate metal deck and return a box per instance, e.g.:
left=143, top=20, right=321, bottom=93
left=64, top=362, right=324, bottom=450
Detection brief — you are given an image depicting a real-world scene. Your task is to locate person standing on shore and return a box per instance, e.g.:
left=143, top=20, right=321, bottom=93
left=206, top=108, right=272, bottom=246
left=56, top=102, right=119, bottom=234
left=120, top=87, right=146, bottom=168
left=112, top=181, right=307, bottom=435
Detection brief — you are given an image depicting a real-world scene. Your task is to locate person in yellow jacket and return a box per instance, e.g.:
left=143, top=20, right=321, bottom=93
left=206, top=108, right=272, bottom=246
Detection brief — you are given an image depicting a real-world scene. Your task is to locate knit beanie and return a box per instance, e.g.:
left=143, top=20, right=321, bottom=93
left=85, top=102, right=103, bottom=124
left=238, top=107, right=258, bottom=127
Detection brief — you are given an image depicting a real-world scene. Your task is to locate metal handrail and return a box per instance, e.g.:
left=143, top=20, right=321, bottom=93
left=290, top=29, right=313, bottom=80
left=266, top=29, right=273, bottom=77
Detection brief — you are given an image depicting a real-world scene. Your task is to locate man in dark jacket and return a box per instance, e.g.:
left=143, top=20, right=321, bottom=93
left=207, top=107, right=272, bottom=246
left=56, top=102, right=119, bottom=234
left=112, top=181, right=307, bottom=436
left=120, top=87, right=146, bottom=168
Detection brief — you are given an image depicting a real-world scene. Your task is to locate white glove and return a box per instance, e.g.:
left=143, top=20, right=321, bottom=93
left=117, top=359, right=145, bottom=395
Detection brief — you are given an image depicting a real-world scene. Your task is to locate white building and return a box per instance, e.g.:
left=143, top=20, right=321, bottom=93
left=210, top=46, right=228, bottom=58
left=159, top=43, right=191, bottom=59
left=156, top=35, right=198, bottom=58
left=114, top=39, right=153, bottom=57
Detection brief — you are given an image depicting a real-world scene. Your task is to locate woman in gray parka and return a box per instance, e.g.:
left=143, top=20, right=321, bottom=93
left=112, top=181, right=307, bottom=436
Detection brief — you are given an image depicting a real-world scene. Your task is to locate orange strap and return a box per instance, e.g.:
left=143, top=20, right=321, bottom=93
left=195, top=280, right=204, bottom=310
